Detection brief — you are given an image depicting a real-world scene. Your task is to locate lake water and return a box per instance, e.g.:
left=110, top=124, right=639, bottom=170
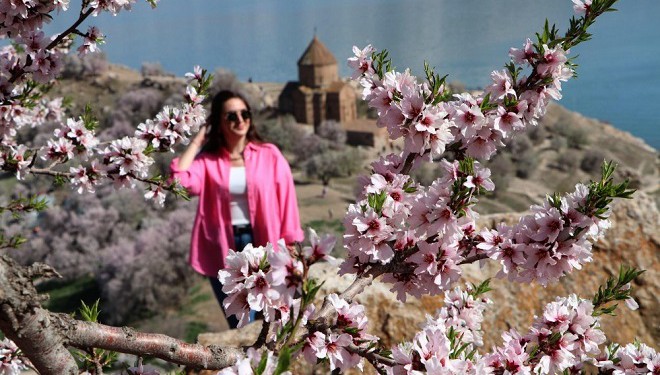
left=43, top=1, right=659, bottom=148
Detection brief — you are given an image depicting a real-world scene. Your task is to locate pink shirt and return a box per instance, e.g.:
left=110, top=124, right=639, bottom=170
left=170, top=142, right=304, bottom=276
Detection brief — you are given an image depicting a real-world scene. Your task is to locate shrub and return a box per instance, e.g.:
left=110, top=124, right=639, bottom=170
left=580, top=150, right=607, bottom=174
left=514, top=150, right=540, bottom=179
left=60, top=52, right=109, bottom=79
left=555, top=150, right=580, bottom=172
left=257, top=115, right=308, bottom=154
left=140, top=62, right=173, bottom=77
left=527, top=125, right=548, bottom=145
left=317, top=120, right=347, bottom=147
left=550, top=135, right=568, bottom=151
left=486, top=154, right=515, bottom=194
left=99, top=87, right=165, bottom=140
left=555, top=122, right=589, bottom=149
left=97, top=207, right=195, bottom=324
left=507, top=134, right=533, bottom=155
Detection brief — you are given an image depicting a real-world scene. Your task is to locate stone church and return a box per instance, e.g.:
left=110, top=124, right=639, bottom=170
left=279, top=36, right=357, bottom=128
left=279, top=36, right=388, bottom=148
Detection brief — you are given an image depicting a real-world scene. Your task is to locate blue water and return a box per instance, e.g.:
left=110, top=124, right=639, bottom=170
left=42, top=1, right=659, bottom=148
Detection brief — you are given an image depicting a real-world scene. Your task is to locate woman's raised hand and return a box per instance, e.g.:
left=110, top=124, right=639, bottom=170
left=191, top=124, right=208, bottom=148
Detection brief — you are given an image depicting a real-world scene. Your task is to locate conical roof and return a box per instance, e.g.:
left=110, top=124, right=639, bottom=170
left=297, top=36, right=337, bottom=67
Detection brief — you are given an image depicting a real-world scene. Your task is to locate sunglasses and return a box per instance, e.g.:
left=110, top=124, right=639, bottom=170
left=225, top=109, right=252, bottom=122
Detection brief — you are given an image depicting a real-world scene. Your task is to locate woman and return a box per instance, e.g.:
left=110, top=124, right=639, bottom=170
left=170, top=90, right=304, bottom=329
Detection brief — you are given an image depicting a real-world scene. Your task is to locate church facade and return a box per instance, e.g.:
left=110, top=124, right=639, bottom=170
left=279, top=36, right=357, bottom=129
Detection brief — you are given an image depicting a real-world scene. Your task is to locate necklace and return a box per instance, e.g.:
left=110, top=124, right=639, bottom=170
left=229, top=152, right=244, bottom=161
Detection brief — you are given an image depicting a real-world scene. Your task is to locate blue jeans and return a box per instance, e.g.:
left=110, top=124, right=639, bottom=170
left=209, top=226, right=257, bottom=329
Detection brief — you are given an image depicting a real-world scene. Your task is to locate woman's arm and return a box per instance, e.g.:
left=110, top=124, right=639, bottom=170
left=169, top=127, right=208, bottom=196
left=176, top=126, right=207, bottom=171
left=274, top=151, right=305, bottom=244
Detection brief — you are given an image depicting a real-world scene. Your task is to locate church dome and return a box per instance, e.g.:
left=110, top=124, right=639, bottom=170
left=297, top=36, right=337, bottom=67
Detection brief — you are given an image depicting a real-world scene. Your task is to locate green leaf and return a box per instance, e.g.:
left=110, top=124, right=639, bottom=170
left=367, top=191, right=388, bottom=215
left=273, top=347, right=292, bottom=375
left=469, top=279, right=492, bottom=297
left=81, top=104, right=98, bottom=131
left=255, top=351, right=269, bottom=375
left=79, top=299, right=101, bottom=322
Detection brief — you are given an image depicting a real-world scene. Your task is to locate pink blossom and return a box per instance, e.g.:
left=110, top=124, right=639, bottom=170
left=302, top=227, right=337, bottom=264
left=2, top=145, right=32, bottom=180
left=42, top=138, right=75, bottom=161
left=303, top=331, right=327, bottom=364
left=77, top=26, right=104, bottom=56
left=70, top=160, right=105, bottom=194
left=464, top=163, right=495, bottom=192
left=621, top=283, right=639, bottom=311
left=486, top=69, right=516, bottom=99
left=102, top=136, right=154, bottom=178
left=0, top=338, right=29, bottom=374
left=89, top=0, right=136, bottom=16
left=185, top=85, right=203, bottom=105
left=596, top=342, right=658, bottom=374
left=529, top=205, right=563, bottom=243
left=324, top=333, right=358, bottom=372
left=351, top=206, right=389, bottom=239
left=144, top=185, right=166, bottom=206
left=454, top=103, right=486, bottom=138
left=536, top=44, right=568, bottom=77
left=572, top=0, right=592, bottom=15
left=348, top=44, right=375, bottom=79
left=244, top=269, right=280, bottom=312
left=185, top=65, right=203, bottom=81
left=464, top=129, right=501, bottom=160
left=493, top=106, right=524, bottom=137
left=510, top=38, right=536, bottom=65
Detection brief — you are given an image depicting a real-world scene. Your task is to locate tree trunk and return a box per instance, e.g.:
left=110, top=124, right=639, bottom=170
left=0, top=256, right=79, bottom=374
left=321, top=178, right=330, bottom=198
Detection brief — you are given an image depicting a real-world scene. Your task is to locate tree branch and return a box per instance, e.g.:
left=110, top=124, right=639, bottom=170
left=64, top=317, right=243, bottom=369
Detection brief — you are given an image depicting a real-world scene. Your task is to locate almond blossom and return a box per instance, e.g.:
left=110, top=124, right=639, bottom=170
left=347, top=44, right=375, bottom=79
left=479, top=182, right=611, bottom=286
left=70, top=160, right=105, bottom=194
left=102, top=136, right=153, bottom=179
left=595, top=342, right=658, bottom=374
left=572, top=0, right=592, bottom=15
left=77, top=26, right=104, bottom=56
left=0, top=338, right=29, bottom=375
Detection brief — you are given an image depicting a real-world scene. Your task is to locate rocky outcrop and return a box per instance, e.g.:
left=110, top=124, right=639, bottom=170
left=471, top=191, right=659, bottom=349
left=197, top=191, right=658, bottom=373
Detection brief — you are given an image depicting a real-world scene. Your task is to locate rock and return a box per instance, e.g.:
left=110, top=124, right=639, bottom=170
left=461, top=191, right=659, bottom=350
left=195, top=192, right=658, bottom=373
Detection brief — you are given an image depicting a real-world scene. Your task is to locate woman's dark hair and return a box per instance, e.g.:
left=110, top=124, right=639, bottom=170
left=203, top=90, right=262, bottom=153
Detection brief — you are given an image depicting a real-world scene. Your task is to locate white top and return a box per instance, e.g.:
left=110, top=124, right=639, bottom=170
left=229, top=166, right=250, bottom=225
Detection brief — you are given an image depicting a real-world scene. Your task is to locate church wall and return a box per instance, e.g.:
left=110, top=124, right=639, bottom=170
left=312, top=65, right=339, bottom=88
left=326, top=92, right=341, bottom=122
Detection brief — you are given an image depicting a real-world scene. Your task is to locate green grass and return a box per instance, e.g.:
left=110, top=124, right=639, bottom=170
left=305, top=218, right=346, bottom=257
left=38, top=275, right=101, bottom=314
left=307, top=218, right=344, bottom=234
left=184, top=321, right=209, bottom=343
left=0, top=177, right=17, bottom=193
left=178, top=283, right=212, bottom=316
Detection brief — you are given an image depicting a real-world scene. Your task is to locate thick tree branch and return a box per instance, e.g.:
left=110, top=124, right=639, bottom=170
left=64, top=317, right=243, bottom=369
left=0, top=255, right=79, bottom=374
